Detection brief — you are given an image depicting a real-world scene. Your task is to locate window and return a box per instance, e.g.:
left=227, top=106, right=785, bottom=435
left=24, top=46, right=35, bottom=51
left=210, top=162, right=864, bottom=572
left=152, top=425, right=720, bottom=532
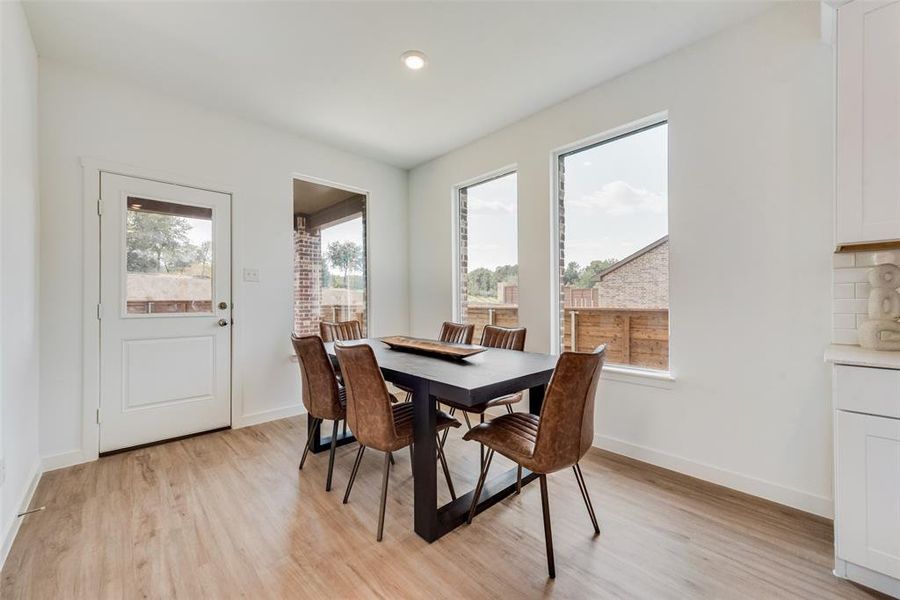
left=457, top=171, right=518, bottom=341
left=557, top=121, right=669, bottom=371
left=125, top=197, right=213, bottom=314
left=292, top=180, right=367, bottom=336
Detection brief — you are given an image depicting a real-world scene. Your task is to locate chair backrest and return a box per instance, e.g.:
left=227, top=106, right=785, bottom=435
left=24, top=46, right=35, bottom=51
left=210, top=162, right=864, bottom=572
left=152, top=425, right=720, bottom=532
left=319, top=320, right=364, bottom=343
left=439, top=321, right=475, bottom=345
left=481, top=325, right=526, bottom=351
left=291, top=334, right=344, bottom=420
left=532, top=345, right=606, bottom=473
left=334, top=343, right=398, bottom=451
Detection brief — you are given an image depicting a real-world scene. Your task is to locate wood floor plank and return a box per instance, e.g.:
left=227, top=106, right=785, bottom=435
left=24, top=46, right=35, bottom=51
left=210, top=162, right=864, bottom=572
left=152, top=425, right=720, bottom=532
left=1, top=415, right=885, bottom=599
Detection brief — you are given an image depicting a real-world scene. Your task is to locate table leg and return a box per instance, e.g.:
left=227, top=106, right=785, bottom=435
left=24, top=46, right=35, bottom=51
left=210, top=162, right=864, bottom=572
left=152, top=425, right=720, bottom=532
left=412, top=380, right=439, bottom=541
left=529, top=383, right=546, bottom=415
left=309, top=413, right=357, bottom=454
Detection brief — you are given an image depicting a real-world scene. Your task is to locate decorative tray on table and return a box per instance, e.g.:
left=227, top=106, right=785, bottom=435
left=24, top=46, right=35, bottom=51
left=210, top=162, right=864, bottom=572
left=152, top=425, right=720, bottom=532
left=379, top=336, right=487, bottom=360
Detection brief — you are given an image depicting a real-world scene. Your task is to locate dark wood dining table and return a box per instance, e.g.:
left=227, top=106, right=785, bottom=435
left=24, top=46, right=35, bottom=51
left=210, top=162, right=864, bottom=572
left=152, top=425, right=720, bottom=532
left=315, top=337, right=559, bottom=542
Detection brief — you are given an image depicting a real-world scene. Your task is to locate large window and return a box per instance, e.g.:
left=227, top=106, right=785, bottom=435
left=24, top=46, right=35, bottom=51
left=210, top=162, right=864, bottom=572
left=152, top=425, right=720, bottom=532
left=558, top=121, right=669, bottom=371
left=457, top=171, right=518, bottom=341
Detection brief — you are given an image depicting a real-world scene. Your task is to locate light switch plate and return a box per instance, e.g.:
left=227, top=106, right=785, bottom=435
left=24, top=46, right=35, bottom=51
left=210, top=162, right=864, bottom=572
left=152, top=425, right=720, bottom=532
left=242, top=268, right=260, bottom=283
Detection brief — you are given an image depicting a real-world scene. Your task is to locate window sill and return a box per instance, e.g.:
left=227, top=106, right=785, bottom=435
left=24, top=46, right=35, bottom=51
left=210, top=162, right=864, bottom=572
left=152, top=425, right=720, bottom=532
left=601, top=365, right=675, bottom=388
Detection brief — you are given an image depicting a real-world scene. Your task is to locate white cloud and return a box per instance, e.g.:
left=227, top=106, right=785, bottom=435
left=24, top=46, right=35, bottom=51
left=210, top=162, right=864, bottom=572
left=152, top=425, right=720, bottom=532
left=468, top=196, right=516, bottom=215
left=569, top=180, right=666, bottom=216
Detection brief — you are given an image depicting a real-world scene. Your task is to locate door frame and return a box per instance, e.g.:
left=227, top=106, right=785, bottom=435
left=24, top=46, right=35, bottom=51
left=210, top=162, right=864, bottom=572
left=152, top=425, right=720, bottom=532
left=290, top=172, right=372, bottom=336
left=81, top=158, right=237, bottom=462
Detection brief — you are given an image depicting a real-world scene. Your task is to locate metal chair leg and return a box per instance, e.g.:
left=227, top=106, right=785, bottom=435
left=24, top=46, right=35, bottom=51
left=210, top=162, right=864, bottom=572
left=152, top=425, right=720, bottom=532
left=439, top=407, right=456, bottom=451
left=326, top=420, right=339, bottom=491
left=343, top=445, right=366, bottom=504
left=516, top=465, right=523, bottom=494
left=506, top=404, right=514, bottom=415
left=376, top=451, right=392, bottom=541
left=388, top=452, right=395, bottom=466
left=436, top=434, right=456, bottom=501
left=573, top=463, right=600, bottom=534
left=299, top=418, right=321, bottom=470
left=539, top=474, right=556, bottom=578
left=462, top=412, right=472, bottom=429
left=467, top=449, right=494, bottom=524
left=342, top=419, right=348, bottom=438
left=479, top=414, right=485, bottom=468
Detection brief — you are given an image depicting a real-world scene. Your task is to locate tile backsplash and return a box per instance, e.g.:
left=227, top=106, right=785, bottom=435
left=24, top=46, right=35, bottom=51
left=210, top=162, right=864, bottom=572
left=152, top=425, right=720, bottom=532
left=832, top=250, right=900, bottom=345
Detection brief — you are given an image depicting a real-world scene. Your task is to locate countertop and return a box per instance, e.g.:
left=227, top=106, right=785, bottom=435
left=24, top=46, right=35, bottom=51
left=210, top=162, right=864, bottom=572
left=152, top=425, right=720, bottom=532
left=825, top=344, right=900, bottom=369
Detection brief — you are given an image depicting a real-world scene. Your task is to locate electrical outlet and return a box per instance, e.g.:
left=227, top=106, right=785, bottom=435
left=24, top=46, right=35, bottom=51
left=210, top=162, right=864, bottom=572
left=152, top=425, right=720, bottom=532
left=242, top=268, right=260, bottom=283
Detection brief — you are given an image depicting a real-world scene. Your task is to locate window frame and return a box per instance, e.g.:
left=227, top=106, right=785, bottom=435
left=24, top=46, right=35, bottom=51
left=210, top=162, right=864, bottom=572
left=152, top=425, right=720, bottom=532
left=451, top=165, right=518, bottom=324
left=550, top=112, right=672, bottom=378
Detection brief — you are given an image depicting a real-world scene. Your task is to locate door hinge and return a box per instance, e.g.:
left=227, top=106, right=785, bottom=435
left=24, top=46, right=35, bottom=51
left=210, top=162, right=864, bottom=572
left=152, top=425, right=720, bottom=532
left=97, top=199, right=103, bottom=216
left=96, top=409, right=101, bottom=424
left=96, top=303, right=102, bottom=320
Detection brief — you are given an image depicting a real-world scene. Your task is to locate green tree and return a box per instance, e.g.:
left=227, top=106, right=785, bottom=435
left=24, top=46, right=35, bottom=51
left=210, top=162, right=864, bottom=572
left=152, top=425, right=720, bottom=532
left=563, top=261, right=581, bottom=286
left=325, top=241, right=363, bottom=289
left=575, top=258, right=618, bottom=288
left=194, top=240, right=212, bottom=278
left=494, top=264, right=518, bottom=285
left=126, top=212, right=192, bottom=273
left=466, top=267, right=496, bottom=297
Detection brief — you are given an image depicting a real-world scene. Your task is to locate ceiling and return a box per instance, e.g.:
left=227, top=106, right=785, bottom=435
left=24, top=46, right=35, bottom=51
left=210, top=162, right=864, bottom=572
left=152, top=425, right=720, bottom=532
left=293, top=178, right=361, bottom=215
left=23, top=1, right=772, bottom=168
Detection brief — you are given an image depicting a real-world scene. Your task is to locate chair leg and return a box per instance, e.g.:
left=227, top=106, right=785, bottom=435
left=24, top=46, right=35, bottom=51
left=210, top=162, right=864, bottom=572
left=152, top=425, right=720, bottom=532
left=506, top=404, right=514, bottom=415
left=342, top=419, right=348, bottom=438
left=343, top=445, right=366, bottom=504
left=462, top=412, right=472, bottom=429
left=573, top=463, right=600, bottom=534
left=436, top=434, right=456, bottom=501
left=439, top=407, right=456, bottom=451
left=376, top=451, right=392, bottom=542
left=539, top=474, right=556, bottom=579
left=388, top=452, right=395, bottom=466
left=299, top=418, right=321, bottom=470
left=467, top=449, right=494, bottom=524
left=479, top=414, right=485, bottom=468
left=516, top=465, right=522, bottom=494
left=325, top=420, right=339, bottom=491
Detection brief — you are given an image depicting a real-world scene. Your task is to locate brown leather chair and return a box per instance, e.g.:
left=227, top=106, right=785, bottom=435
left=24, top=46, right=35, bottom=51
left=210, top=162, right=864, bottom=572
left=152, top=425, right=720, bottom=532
left=463, top=345, right=606, bottom=578
left=291, top=334, right=348, bottom=492
left=439, top=321, right=475, bottom=344
left=335, top=342, right=461, bottom=541
left=319, top=319, right=363, bottom=342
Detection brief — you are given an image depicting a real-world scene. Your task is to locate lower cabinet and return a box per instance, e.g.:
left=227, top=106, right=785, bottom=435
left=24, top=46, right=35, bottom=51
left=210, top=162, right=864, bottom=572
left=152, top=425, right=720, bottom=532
left=835, top=410, right=900, bottom=580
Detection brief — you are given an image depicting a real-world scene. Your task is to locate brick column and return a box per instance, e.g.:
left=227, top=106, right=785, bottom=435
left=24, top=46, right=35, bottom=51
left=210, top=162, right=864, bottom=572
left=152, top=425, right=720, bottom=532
left=557, top=156, right=566, bottom=352
left=293, top=214, right=322, bottom=335
left=458, top=188, right=469, bottom=322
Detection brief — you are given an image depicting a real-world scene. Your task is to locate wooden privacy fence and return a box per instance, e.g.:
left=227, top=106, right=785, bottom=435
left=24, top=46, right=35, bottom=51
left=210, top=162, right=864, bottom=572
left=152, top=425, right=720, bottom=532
left=467, top=304, right=669, bottom=371
left=320, top=304, right=366, bottom=331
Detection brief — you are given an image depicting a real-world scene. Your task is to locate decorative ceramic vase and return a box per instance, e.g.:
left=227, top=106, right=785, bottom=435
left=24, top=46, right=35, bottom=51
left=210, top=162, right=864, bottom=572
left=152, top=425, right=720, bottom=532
left=858, top=263, right=900, bottom=350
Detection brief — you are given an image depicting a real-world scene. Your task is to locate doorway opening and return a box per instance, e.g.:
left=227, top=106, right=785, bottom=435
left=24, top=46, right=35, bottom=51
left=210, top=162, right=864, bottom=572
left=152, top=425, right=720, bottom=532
left=293, top=177, right=368, bottom=336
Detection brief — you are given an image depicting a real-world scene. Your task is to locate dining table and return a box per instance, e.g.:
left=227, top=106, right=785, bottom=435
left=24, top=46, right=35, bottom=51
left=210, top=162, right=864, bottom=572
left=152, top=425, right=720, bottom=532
left=314, top=337, right=559, bottom=542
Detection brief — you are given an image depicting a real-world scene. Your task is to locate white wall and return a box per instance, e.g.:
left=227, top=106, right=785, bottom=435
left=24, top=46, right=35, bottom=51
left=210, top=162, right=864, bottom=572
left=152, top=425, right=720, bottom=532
left=1, top=0, right=41, bottom=563
left=39, top=60, right=408, bottom=466
left=409, top=3, right=835, bottom=516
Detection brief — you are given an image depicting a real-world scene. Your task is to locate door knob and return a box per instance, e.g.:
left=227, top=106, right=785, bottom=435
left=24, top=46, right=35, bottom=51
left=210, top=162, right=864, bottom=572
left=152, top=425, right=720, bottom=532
left=218, top=319, right=229, bottom=327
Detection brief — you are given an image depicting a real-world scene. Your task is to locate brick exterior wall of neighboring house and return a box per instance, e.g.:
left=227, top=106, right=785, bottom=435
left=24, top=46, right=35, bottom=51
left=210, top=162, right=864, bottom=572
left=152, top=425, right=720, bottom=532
left=293, top=214, right=322, bottom=335
left=595, top=239, right=669, bottom=309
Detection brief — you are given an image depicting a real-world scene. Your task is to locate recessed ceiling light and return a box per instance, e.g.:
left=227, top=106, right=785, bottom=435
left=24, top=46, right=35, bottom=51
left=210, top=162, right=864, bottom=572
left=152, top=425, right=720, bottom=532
left=401, top=50, right=427, bottom=71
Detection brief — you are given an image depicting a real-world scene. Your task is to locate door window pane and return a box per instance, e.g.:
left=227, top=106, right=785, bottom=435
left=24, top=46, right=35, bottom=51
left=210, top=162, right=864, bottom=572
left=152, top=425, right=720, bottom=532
left=125, top=197, right=213, bottom=314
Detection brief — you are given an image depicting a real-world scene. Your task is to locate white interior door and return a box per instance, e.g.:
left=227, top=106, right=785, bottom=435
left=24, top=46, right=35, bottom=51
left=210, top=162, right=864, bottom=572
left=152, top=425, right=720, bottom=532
left=99, top=173, right=231, bottom=452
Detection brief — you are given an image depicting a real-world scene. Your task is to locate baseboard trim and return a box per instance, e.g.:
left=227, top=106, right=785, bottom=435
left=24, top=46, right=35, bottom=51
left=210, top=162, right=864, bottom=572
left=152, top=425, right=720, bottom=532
left=42, top=450, right=89, bottom=472
left=1, top=459, right=43, bottom=570
left=593, top=434, right=834, bottom=518
left=835, top=558, right=900, bottom=598
left=234, top=404, right=306, bottom=428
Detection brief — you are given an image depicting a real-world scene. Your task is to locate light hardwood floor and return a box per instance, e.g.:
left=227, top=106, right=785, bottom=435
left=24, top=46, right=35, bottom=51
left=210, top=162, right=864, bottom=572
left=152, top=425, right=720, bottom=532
left=1, top=416, right=883, bottom=599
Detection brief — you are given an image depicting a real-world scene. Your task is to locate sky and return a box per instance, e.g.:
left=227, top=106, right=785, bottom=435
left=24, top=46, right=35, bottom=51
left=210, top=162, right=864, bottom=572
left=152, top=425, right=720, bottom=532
left=465, top=122, right=668, bottom=272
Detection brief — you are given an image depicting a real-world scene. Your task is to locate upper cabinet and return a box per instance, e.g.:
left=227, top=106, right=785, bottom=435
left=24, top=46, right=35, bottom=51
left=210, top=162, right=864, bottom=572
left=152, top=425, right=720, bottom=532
left=836, top=0, right=900, bottom=248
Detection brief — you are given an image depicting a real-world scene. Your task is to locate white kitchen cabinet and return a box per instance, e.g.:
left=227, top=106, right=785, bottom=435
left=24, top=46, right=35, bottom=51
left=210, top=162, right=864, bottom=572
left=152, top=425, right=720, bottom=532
left=835, top=410, right=900, bottom=580
left=835, top=0, right=900, bottom=246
